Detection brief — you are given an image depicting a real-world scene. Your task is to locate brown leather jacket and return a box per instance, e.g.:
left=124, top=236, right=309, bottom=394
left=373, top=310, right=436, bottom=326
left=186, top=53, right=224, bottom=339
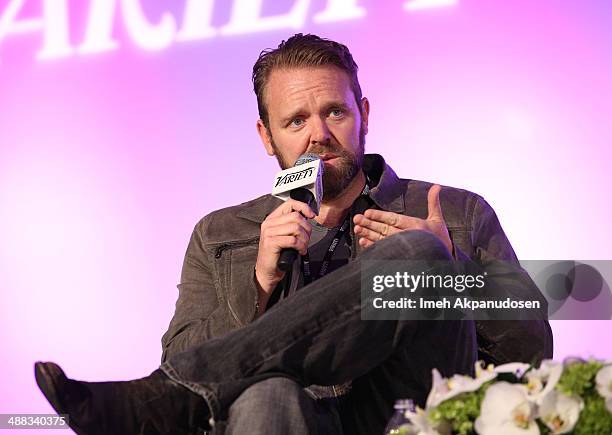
left=161, top=154, right=553, bottom=367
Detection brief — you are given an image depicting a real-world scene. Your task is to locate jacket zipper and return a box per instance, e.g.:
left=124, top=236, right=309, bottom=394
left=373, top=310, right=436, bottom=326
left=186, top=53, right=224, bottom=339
left=214, top=237, right=260, bottom=258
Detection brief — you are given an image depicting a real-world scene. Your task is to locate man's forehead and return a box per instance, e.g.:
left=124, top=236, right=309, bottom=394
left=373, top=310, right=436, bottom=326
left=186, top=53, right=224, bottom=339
left=267, top=64, right=350, bottom=82
left=265, top=66, right=353, bottom=109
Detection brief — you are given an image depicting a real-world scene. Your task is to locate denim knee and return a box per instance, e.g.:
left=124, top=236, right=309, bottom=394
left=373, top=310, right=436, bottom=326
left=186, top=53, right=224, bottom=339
left=231, top=377, right=304, bottom=411
left=225, top=377, right=319, bottom=435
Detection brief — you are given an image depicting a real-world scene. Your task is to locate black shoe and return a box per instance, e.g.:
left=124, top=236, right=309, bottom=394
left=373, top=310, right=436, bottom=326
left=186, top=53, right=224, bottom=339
left=34, top=361, right=210, bottom=435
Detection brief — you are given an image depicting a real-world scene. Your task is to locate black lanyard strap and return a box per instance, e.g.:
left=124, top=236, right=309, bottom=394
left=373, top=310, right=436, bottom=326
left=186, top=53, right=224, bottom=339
left=301, top=215, right=350, bottom=286
left=300, top=180, right=371, bottom=286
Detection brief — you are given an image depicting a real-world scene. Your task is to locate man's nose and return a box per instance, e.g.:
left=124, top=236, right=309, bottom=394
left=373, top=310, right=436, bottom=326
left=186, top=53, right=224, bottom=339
left=310, top=117, right=331, bottom=146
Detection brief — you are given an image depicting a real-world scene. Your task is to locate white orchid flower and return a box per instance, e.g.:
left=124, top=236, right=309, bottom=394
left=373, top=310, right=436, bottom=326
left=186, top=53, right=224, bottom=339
left=595, top=364, right=612, bottom=412
left=474, top=382, right=539, bottom=435
left=426, top=362, right=496, bottom=409
left=538, top=389, right=583, bottom=434
left=524, top=360, right=563, bottom=404
left=396, top=408, right=451, bottom=435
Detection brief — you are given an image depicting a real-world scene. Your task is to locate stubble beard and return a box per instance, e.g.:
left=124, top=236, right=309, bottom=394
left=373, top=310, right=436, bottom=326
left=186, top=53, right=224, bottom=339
left=270, top=127, right=366, bottom=202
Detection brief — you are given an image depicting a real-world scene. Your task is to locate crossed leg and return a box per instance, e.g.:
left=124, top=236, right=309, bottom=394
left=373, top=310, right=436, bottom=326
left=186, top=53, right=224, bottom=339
left=36, top=230, right=477, bottom=435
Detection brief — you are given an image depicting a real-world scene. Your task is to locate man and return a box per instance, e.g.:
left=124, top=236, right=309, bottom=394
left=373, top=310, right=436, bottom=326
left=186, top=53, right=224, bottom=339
left=35, top=34, right=553, bottom=435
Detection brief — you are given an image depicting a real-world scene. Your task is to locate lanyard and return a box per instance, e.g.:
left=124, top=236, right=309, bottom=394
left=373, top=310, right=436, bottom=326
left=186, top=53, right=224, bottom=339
left=301, top=215, right=350, bottom=286
left=300, top=180, right=371, bottom=286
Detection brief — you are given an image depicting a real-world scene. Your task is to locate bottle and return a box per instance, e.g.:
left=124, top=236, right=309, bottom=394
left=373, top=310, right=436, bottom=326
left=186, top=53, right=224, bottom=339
left=384, top=399, right=416, bottom=434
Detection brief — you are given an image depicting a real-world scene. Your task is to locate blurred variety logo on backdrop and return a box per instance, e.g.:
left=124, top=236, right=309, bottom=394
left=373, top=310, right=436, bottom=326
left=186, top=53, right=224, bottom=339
left=0, top=0, right=458, bottom=61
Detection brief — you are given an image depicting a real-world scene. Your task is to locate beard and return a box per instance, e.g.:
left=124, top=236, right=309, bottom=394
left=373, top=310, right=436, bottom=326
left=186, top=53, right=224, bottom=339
left=270, top=127, right=366, bottom=202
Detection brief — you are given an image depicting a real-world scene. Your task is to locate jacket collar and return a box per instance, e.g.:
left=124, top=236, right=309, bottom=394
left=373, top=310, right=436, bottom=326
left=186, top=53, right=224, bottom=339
left=236, top=154, right=405, bottom=223
left=363, top=153, right=405, bottom=213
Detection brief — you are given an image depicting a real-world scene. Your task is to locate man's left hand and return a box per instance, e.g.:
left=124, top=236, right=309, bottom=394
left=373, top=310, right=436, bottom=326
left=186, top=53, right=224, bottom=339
left=353, top=184, right=453, bottom=254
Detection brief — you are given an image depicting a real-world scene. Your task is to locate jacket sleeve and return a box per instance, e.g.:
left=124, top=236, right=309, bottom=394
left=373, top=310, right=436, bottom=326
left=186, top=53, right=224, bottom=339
left=160, top=216, right=258, bottom=364
left=465, top=195, right=554, bottom=365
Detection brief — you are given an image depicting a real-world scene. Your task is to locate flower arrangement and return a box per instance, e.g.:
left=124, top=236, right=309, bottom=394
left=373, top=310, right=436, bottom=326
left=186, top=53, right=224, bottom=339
left=390, top=359, right=612, bottom=435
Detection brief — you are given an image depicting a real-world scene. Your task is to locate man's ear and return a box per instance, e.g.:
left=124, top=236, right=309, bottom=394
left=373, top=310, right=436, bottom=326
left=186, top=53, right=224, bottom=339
left=256, top=119, right=276, bottom=156
left=360, top=97, right=370, bottom=136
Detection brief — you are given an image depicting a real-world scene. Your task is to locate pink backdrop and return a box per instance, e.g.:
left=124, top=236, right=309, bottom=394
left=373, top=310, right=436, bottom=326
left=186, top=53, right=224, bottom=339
left=1, top=0, right=611, bottom=428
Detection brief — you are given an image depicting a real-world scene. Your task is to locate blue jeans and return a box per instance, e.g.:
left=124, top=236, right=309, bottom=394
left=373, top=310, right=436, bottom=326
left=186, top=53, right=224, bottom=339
left=160, top=231, right=477, bottom=435
left=214, top=378, right=342, bottom=435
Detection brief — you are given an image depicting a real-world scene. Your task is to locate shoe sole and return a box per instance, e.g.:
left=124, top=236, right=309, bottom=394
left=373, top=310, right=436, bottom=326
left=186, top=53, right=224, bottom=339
left=34, top=362, right=88, bottom=435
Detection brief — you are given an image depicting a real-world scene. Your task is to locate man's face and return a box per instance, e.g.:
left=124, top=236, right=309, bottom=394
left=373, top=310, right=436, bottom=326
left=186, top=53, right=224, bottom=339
left=257, top=66, right=370, bottom=201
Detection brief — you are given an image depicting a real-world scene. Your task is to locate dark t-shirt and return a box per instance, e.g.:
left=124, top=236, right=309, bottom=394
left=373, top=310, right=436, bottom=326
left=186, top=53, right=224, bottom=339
left=295, top=218, right=352, bottom=291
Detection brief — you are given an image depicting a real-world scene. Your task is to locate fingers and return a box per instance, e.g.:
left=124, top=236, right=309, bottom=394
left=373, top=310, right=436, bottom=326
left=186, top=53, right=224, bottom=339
left=353, top=209, right=425, bottom=247
left=353, top=211, right=407, bottom=246
left=354, top=211, right=422, bottom=234
left=261, top=213, right=312, bottom=255
left=263, top=211, right=312, bottom=237
left=358, top=237, right=375, bottom=249
left=361, top=209, right=401, bottom=227
left=354, top=214, right=392, bottom=238
left=354, top=222, right=385, bottom=242
left=427, top=184, right=444, bottom=222
left=267, top=235, right=309, bottom=255
left=265, top=222, right=310, bottom=245
left=268, top=199, right=316, bottom=219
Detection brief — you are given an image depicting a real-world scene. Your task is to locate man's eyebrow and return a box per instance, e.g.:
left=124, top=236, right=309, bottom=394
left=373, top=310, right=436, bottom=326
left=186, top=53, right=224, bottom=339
left=280, top=110, right=305, bottom=124
left=322, top=101, right=350, bottom=113
left=279, top=101, right=351, bottom=125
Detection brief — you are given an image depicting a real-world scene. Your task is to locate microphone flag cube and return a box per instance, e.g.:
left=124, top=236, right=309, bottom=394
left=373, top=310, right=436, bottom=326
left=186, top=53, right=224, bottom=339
left=271, top=156, right=323, bottom=215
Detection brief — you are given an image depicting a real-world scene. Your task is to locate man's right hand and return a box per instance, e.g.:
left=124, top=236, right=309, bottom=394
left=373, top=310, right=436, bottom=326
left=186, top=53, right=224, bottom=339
left=255, top=199, right=315, bottom=306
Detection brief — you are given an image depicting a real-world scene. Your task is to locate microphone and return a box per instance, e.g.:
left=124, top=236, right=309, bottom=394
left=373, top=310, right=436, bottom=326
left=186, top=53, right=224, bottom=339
left=271, top=153, right=324, bottom=272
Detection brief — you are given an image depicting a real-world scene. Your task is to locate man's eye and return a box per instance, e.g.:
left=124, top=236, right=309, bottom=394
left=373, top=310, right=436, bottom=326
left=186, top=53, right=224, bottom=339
left=291, top=118, right=304, bottom=127
left=330, top=109, right=344, bottom=117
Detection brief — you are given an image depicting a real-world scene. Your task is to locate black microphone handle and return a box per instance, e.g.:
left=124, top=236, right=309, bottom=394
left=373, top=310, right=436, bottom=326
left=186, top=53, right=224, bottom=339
left=277, top=247, right=298, bottom=272
left=277, top=188, right=316, bottom=272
